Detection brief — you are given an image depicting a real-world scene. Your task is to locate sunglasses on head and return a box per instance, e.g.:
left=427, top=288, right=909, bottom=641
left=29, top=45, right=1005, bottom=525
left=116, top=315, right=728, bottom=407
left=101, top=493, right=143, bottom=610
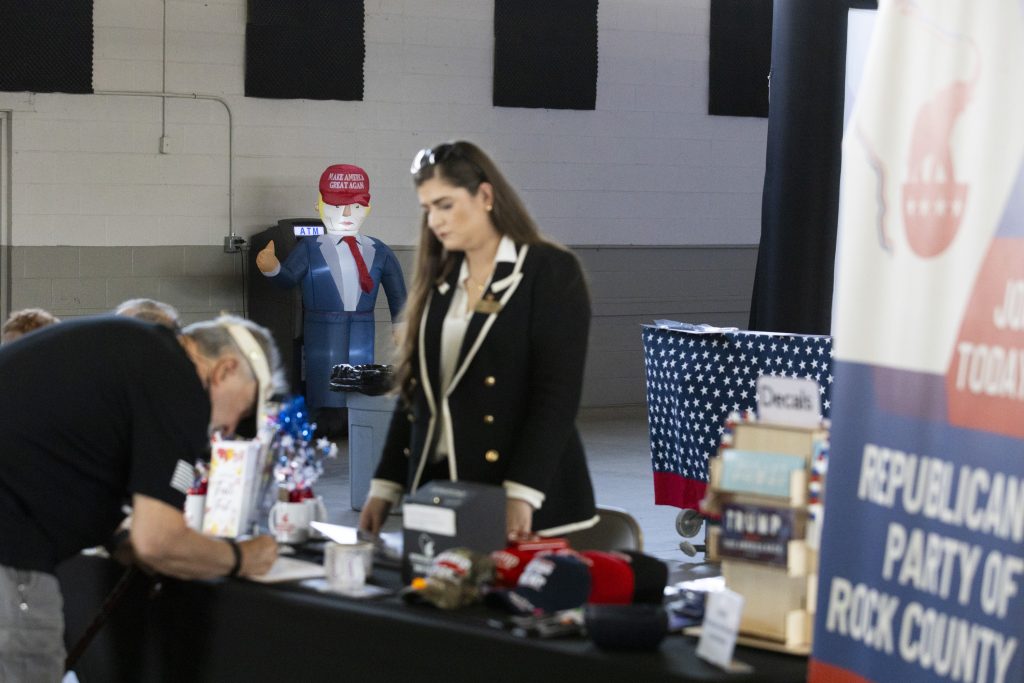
left=410, top=143, right=486, bottom=180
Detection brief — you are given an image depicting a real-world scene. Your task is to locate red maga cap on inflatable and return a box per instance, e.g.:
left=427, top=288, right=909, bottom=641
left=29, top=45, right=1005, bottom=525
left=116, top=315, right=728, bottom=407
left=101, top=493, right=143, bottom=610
left=319, top=164, right=371, bottom=206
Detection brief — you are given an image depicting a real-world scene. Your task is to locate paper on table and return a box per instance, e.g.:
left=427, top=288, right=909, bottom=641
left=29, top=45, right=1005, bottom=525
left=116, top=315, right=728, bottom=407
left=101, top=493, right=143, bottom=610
left=301, top=578, right=393, bottom=599
left=376, top=531, right=403, bottom=564
left=244, top=556, right=326, bottom=583
left=310, top=521, right=359, bottom=544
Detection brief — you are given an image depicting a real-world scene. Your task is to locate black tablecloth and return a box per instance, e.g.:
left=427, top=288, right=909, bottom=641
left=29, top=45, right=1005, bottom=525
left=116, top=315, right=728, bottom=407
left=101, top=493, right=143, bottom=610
left=58, top=554, right=808, bottom=683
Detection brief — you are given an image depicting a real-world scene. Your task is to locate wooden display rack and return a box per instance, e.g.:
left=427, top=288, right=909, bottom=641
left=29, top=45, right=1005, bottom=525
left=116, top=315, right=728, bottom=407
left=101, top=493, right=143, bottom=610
left=700, top=417, right=829, bottom=656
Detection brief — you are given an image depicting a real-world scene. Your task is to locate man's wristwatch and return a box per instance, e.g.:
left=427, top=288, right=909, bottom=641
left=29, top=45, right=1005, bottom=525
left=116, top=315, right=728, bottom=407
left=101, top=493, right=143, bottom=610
left=225, top=539, right=243, bottom=578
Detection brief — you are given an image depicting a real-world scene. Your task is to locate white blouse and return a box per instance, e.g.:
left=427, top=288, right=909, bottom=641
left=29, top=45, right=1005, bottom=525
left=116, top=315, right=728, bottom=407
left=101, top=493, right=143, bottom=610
left=434, top=256, right=491, bottom=459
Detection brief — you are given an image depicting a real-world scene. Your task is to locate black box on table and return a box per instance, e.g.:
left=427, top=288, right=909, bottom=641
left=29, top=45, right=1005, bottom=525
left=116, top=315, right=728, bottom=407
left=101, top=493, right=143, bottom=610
left=402, top=481, right=506, bottom=583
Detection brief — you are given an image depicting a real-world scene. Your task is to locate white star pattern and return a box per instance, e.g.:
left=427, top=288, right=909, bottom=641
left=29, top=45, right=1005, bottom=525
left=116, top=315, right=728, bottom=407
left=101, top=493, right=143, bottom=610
left=643, top=327, right=833, bottom=508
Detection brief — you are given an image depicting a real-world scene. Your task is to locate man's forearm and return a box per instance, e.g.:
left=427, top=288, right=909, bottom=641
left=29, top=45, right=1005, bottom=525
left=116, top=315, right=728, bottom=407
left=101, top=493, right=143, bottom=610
left=132, top=524, right=236, bottom=580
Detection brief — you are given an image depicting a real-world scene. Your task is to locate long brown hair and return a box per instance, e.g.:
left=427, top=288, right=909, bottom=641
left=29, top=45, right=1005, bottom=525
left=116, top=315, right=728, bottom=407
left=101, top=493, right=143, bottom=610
left=394, top=141, right=548, bottom=400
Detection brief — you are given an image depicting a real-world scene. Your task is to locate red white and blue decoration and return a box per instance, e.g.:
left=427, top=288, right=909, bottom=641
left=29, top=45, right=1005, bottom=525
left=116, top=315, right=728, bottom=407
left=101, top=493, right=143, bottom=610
left=269, top=396, right=337, bottom=500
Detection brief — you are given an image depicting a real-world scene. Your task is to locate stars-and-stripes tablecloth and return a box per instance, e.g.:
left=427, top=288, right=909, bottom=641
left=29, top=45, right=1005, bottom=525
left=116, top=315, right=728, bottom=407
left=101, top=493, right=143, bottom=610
left=642, top=325, right=834, bottom=510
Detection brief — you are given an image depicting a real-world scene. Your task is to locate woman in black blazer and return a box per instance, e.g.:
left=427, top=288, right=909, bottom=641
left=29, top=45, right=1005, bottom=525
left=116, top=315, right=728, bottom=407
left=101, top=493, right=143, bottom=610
left=359, top=141, right=597, bottom=539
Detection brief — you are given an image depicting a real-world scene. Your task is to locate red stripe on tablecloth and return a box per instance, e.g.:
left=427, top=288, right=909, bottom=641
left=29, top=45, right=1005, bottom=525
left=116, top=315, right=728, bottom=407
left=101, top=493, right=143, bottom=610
left=652, top=471, right=707, bottom=510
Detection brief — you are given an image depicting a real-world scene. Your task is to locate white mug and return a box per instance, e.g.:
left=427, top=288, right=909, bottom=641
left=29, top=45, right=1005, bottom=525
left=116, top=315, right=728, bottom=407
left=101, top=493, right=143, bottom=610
left=183, top=494, right=205, bottom=531
left=324, top=541, right=374, bottom=590
left=268, top=501, right=312, bottom=544
left=305, top=496, right=328, bottom=536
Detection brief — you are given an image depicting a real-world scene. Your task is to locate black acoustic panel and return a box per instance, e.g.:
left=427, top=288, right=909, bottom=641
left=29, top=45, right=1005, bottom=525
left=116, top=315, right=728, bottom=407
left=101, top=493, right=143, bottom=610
left=250, top=0, right=362, bottom=27
left=245, top=0, right=364, bottom=101
left=249, top=0, right=307, bottom=26
left=709, top=0, right=772, bottom=118
left=0, top=0, right=92, bottom=94
left=494, top=0, right=598, bottom=110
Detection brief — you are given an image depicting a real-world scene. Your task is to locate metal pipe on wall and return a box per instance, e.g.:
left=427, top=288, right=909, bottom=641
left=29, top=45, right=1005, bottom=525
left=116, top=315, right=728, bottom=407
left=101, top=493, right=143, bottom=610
left=92, top=90, right=236, bottom=239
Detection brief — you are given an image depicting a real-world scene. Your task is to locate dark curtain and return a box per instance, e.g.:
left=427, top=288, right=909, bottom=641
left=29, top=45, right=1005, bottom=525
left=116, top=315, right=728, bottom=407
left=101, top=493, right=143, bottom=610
left=748, top=0, right=877, bottom=334
left=0, top=0, right=93, bottom=94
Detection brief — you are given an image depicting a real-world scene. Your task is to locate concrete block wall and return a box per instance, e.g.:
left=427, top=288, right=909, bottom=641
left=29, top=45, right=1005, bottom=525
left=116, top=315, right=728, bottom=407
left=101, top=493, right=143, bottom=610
left=577, top=245, right=756, bottom=406
left=0, top=0, right=767, bottom=407
left=8, top=245, right=243, bottom=324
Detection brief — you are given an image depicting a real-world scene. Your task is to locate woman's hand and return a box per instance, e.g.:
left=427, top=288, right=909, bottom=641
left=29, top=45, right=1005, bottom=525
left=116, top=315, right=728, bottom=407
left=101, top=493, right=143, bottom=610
left=359, top=496, right=393, bottom=536
left=506, top=498, right=535, bottom=542
left=391, top=322, right=407, bottom=348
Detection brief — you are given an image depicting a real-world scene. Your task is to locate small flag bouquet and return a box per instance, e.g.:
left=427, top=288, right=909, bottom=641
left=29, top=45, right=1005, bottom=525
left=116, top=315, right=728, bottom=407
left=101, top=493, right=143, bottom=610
left=268, top=396, right=338, bottom=502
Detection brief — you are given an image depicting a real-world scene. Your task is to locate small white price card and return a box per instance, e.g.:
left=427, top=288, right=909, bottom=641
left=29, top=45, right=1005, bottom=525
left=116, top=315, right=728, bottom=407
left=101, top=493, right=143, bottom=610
left=696, top=588, right=745, bottom=670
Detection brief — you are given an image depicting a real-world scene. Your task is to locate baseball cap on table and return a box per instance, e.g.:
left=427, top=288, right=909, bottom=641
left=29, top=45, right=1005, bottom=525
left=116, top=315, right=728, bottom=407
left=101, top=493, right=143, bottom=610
left=490, top=538, right=570, bottom=588
left=619, top=551, right=669, bottom=604
left=401, top=547, right=495, bottom=610
left=580, top=551, right=635, bottom=605
left=486, top=554, right=591, bottom=616
left=319, top=164, right=371, bottom=206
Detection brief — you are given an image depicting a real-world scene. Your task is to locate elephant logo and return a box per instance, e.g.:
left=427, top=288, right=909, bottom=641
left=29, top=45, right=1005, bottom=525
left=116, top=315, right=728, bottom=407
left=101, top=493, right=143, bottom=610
left=900, top=78, right=974, bottom=257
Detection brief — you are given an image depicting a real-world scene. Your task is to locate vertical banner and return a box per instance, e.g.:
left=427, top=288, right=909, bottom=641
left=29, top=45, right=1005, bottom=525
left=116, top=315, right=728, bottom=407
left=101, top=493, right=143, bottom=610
left=810, top=2, right=1024, bottom=683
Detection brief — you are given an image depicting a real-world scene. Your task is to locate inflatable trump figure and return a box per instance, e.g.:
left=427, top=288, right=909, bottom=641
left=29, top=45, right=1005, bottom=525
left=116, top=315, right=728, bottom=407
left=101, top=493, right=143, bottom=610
left=256, top=164, right=407, bottom=418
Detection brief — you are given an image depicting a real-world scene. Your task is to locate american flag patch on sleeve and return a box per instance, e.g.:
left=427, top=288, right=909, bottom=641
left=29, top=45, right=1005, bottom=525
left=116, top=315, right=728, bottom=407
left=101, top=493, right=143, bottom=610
left=169, top=459, right=194, bottom=494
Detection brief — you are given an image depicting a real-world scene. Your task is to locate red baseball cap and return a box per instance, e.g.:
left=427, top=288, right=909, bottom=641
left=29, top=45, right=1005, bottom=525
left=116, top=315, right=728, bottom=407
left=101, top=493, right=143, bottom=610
left=581, top=551, right=635, bottom=605
left=491, top=538, right=570, bottom=588
left=319, top=164, right=371, bottom=206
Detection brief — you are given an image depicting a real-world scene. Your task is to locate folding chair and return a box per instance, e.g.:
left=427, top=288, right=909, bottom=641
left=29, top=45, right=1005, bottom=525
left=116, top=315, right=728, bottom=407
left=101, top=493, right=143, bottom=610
left=561, top=504, right=643, bottom=552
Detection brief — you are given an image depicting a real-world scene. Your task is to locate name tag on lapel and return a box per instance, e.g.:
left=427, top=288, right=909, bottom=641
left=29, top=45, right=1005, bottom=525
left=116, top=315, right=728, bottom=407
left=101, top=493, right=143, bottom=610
left=474, top=296, right=502, bottom=314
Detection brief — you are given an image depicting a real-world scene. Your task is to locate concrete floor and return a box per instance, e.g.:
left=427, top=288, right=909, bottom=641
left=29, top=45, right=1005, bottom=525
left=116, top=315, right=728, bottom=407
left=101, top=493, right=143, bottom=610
left=313, top=405, right=712, bottom=580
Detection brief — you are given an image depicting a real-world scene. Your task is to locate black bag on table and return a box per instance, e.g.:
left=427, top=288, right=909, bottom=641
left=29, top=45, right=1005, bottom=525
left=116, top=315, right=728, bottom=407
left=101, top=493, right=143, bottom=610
left=329, top=363, right=394, bottom=396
